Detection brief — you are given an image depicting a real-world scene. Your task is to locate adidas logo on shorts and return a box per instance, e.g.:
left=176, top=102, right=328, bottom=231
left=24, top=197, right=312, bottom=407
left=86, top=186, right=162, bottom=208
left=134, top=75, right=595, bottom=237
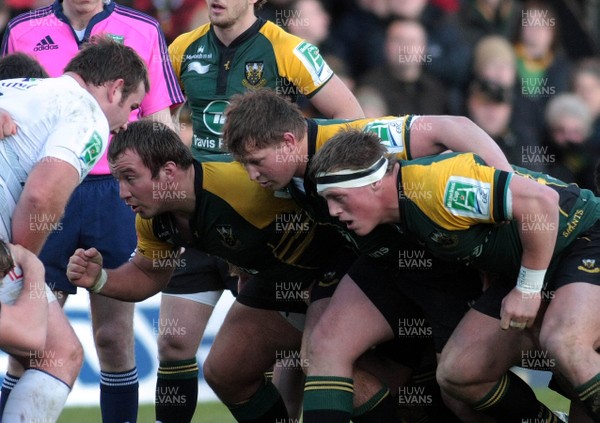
left=34, top=35, right=58, bottom=51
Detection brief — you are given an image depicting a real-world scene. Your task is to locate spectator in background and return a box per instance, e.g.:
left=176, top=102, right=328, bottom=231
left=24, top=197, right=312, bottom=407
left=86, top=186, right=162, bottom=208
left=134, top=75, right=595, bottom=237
left=131, top=0, right=208, bottom=44
left=457, top=0, right=521, bottom=49
left=284, top=0, right=330, bottom=47
left=466, top=35, right=546, bottom=171
left=327, top=0, right=390, bottom=80
left=388, top=0, right=471, bottom=114
left=511, top=0, right=572, bottom=153
left=572, top=57, right=600, bottom=155
left=466, top=79, right=520, bottom=163
left=357, top=17, right=449, bottom=116
left=542, top=93, right=595, bottom=190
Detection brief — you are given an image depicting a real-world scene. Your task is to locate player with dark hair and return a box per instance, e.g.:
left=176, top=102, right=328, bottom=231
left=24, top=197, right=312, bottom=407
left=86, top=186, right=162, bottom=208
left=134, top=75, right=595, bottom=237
left=67, top=119, right=357, bottom=423
left=0, top=36, right=147, bottom=422
left=0, top=52, right=48, bottom=79
left=1, top=1, right=183, bottom=420
left=309, top=129, right=598, bottom=422
left=161, top=0, right=364, bottom=420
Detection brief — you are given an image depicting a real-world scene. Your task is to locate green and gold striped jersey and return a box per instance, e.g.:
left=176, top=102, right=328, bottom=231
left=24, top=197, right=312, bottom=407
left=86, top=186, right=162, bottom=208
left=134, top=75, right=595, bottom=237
left=169, top=18, right=333, bottom=160
left=397, top=152, right=600, bottom=273
left=136, top=161, right=342, bottom=282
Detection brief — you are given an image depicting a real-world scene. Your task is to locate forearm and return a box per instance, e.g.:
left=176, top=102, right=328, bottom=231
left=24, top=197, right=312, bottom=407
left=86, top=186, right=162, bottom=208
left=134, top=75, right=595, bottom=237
left=513, top=181, right=559, bottom=284
left=95, top=262, right=172, bottom=302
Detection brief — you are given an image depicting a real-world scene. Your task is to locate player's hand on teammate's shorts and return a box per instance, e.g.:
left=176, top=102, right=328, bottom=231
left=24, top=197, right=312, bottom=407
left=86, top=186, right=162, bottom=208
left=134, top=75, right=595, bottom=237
left=66, top=248, right=103, bottom=289
left=0, top=108, right=17, bottom=138
left=499, top=287, right=542, bottom=330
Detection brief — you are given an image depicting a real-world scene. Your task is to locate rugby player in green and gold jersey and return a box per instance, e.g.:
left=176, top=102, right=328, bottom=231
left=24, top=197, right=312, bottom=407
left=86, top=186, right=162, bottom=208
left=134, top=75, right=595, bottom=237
left=310, top=129, right=600, bottom=422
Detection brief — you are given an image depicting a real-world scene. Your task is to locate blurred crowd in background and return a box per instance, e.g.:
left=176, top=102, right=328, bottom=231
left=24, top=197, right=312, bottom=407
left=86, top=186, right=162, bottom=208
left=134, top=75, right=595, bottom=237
left=2, top=0, right=600, bottom=191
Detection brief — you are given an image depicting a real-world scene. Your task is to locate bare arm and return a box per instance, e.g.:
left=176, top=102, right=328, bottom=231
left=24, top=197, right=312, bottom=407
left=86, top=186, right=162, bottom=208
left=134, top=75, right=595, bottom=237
left=409, top=115, right=513, bottom=172
left=11, top=159, right=79, bottom=255
left=0, top=244, right=48, bottom=355
left=66, top=247, right=173, bottom=302
left=500, top=175, right=559, bottom=329
left=309, top=75, right=364, bottom=119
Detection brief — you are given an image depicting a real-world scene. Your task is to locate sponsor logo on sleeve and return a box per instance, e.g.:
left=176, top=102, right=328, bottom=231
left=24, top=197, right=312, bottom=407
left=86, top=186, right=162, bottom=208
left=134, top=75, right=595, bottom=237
left=79, top=130, right=103, bottom=171
left=443, top=176, right=490, bottom=219
left=293, top=41, right=333, bottom=86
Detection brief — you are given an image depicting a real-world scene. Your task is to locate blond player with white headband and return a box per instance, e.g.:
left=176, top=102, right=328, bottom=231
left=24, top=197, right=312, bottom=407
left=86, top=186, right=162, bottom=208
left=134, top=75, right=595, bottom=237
left=310, top=128, right=600, bottom=422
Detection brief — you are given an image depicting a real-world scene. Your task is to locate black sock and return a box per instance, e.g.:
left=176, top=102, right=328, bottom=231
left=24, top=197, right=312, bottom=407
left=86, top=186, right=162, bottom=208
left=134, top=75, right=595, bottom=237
left=575, top=372, right=600, bottom=422
left=228, top=378, right=289, bottom=423
left=303, top=376, right=353, bottom=423
left=473, top=371, right=561, bottom=422
left=407, top=365, right=461, bottom=422
left=155, top=359, right=199, bottom=423
left=353, top=386, right=402, bottom=422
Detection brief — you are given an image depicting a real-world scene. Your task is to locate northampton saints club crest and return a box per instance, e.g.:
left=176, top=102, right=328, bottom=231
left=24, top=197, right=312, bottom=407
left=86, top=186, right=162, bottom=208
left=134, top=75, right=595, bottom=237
left=216, top=224, right=242, bottom=249
left=242, top=61, right=266, bottom=89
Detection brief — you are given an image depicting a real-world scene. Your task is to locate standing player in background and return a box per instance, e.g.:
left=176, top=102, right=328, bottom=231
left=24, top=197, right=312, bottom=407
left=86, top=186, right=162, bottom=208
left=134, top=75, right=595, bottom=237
left=1, top=1, right=184, bottom=422
left=162, top=0, right=363, bottom=421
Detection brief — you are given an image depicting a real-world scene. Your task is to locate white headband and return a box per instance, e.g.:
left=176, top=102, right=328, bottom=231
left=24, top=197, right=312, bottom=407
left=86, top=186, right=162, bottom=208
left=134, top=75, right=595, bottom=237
left=316, top=157, right=388, bottom=193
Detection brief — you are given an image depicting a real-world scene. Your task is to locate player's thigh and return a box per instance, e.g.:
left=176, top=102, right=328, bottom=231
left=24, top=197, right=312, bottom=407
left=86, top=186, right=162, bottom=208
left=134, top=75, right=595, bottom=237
left=206, top=301, right=302, bottom=377
left=306, top=274, right=393, bottom=364
left=89, top=293, right=135, bottom=337
left=157, top=292, right=223, bottom=359
left=438, top=306, right=532, bottom=387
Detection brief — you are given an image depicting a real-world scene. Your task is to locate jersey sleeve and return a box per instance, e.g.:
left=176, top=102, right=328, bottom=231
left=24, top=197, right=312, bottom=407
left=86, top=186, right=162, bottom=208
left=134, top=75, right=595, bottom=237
left=359, top=115, right=415, bottom=159
left=37, top=100, right=109, bottom=181
left=402, top=153, right=513, bottom=230
left=135, top=215, right=178, bottom=261
left=262, top=23, right=333, bottom=97
left=139, top=25, right=185, bottom=115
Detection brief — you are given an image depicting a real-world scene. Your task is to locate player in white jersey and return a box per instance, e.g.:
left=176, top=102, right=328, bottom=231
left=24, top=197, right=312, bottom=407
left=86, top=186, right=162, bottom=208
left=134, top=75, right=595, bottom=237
left=0, top=239, right=48, bottom=356
left=0, top=37, right=148, bottom=423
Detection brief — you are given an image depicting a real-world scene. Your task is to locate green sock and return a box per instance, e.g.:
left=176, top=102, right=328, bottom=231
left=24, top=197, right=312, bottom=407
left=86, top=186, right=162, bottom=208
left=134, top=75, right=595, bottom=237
left=303, top=376, right=353, bottom=423
left=575, top=372, right=600, bottom=421
left=473, top=371, right=560, bottom=422
left=228, top=378, right=288, bottom=423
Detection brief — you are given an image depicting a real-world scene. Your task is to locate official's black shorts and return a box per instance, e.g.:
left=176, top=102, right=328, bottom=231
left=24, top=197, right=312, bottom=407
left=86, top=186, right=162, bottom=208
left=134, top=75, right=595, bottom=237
left=348, top=254, right=483, bottom=353
left=162, top=248, right=238, bottom=295
left=236, top=246, right=357, bottom=314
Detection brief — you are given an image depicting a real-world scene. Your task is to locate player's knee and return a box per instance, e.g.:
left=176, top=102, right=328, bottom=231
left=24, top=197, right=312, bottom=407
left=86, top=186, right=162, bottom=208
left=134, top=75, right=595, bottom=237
left=203, top=353, right=229, bottom=392
left=157, top=334, right=193, bottom=360
left=94, top=321, right=134, bottom=351
left=61, top=338, right=84, bottom=373
left=305, top=322, right=352, bottom=365
left=539, top=318, right=588, bottom=364
left=436, top=349, right=472, bottom=391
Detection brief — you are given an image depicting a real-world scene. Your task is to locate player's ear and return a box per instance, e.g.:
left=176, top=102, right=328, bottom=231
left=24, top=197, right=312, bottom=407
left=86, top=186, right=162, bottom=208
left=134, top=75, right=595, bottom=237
left=162, top=161, right=177, bottom=179
left=107, top=79, right=125, bottom=104
left=282, top=132, right=297, bottom=149
left=371, top=178, right=384, bottom=192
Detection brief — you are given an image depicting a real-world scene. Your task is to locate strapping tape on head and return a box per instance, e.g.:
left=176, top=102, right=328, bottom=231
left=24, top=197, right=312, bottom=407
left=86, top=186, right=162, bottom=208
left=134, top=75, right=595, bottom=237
left=316, top=156, right=388, bottom=193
